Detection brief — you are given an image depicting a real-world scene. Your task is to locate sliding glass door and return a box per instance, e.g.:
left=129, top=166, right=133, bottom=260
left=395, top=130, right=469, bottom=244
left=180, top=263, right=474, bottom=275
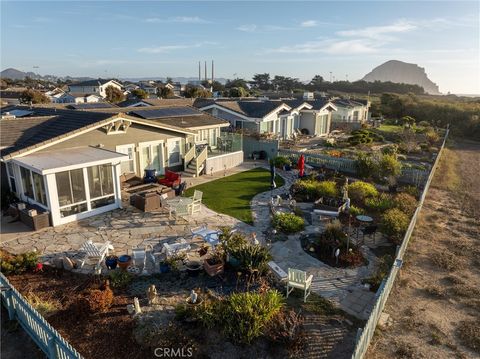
left=139, top=141, right=164, bottom=175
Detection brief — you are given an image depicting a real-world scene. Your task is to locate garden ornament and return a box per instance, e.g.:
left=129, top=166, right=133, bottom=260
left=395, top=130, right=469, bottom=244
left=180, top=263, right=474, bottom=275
left=133, top=297, right=142, bottom=315
left=147, top=285, right=157, bottom=305
left=190, top=289, right=198, bottom=304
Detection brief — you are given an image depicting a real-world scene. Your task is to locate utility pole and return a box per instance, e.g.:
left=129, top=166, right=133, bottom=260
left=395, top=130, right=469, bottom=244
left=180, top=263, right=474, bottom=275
left=204, top=61, right=207, bottom=82
left=198, top=61, right=201, bottom=81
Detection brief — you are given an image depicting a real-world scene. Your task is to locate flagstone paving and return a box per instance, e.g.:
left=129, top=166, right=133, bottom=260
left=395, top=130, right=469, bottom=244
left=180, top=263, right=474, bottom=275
left=1, top=163, right=389, bottom=319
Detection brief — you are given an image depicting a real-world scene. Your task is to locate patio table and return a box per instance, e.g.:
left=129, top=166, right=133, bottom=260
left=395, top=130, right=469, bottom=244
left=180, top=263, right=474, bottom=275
left=355, top=215, right=373, bottom=239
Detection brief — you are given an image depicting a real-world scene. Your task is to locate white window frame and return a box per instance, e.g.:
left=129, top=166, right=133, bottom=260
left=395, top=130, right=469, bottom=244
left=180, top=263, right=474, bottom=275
left=166, top=138, right=183, bottom=167
left=116, top=144, right=136, bottom=174
left=56, top=168, right=89, bottom=217
left=139, top=140, right=165, bottom=175
left=6, top=162, right=17, bottom=195
left=87, top=164, right=116, bottom=209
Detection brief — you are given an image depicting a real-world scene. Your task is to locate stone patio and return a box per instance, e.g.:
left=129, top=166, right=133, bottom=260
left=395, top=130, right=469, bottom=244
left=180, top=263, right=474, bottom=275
left=1, top=163, right=390, bottom=319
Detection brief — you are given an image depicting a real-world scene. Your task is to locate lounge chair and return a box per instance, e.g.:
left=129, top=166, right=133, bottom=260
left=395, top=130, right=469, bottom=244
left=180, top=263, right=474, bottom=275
left=286, top=268, right=313, bottom=302
left=80, top=240, right=113, bottom=266
left=190, top=190, right=203, bottom=214
left=191, top=225, right=221, bottom=247
left=172, top=203, right=191, bottom=223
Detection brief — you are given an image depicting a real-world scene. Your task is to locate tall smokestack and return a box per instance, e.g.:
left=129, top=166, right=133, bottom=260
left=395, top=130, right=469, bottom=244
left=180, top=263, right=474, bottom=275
left=198, top=61, right=201, bottom=81
left=211, top=60, right=214, bottom=84
left=204, top=61, right=207, bottom=82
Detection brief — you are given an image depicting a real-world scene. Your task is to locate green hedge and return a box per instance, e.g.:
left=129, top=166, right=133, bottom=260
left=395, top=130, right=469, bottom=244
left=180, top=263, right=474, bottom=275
left=273, top=212, right=305, bottom=234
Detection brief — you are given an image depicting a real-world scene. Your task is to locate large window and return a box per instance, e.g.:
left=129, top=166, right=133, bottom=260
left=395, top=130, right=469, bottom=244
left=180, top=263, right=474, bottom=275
left=87, top=165, right=115, bottom=209
left=116, top=145, right=135, bottom=174
left=6, top=162, right=17, bottom=193
left=56, top=169, right=87, bottom=217
left=19, top=166, right=47, bottom=206
left=20, top=167, right=34, bottom=198
left=168, top=139, right=181, bottom=166
left=140, top=142, right=163, bottom=174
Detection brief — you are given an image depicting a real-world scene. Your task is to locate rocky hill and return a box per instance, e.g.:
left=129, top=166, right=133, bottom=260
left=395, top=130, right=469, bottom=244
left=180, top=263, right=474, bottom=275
left=362, top=60, right=440, bottom=94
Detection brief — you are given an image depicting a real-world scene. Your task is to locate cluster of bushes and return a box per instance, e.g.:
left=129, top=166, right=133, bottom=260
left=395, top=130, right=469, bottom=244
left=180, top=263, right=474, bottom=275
left=355, top=152, right=402, bottom=182
left=177, top=290, right=284, bottom=343
left=348, top=181, right=378, bottom=203
left=0, top=251, right=38, bottom=275
left=291, top=179, right=339, bottom=201
left=380, top=208, right=410, bottom=243
left=348, top=129, right=384, bottom=145
left=270, top=156, right=291, bottom=169
left=273, top=213, right=305, bottom=234
left=108, top=270, right=133, bottom=288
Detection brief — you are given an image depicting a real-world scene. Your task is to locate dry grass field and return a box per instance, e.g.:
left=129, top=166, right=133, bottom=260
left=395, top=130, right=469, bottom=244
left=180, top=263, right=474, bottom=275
left=367, top=140, right=480, bottom=359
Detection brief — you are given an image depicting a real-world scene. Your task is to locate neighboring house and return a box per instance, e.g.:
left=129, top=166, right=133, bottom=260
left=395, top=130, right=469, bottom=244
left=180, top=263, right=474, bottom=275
left=45, top=88, right=76, bottom=104
left=166, top=82, right=183, bottom=96
left=117, top=98, right=194, bottom=108
left=0, top=106, right=196, bottom=226
left=195, top=98, right=337, bottom=139
left=331, top=98, right=370, bottom=123
left=68, top=79, right=123, bottom=99
left=69, top=93, right=103, bottom=104
left=0, top=90, right=24, bottom=105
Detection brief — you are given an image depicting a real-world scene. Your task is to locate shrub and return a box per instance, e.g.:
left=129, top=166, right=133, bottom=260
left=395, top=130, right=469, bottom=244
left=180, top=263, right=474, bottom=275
left=265, top=309, right=304, bottom=352
left=349, top=205, right=364, bottom=217
left=109, top=270, right=133, bottom=289
left=348, top=181, right=378, bottom=203
left=394, top=192, right=417, bottom=215
left=230, top=244, right=272, bottom=273
left=401, top=185, right=420, bottom=198
left=273, top=213, right=305, bottom=234
left=0, top=251, right=39, bottom=275
left=381, top=144, right=398, bottom=156
left=291, top=179, right=338, bottom=201
left=431, top=251, right=462, bottom=271
left=425, top=130, right=440, bottom=146
left=378, top=154, right=402, bottom=179
left=348, top=129, right=384, bottom=145
left=219, top=290, right=284, bottom=343
left=270, top=156, right=291, bottom=169
left=84, top=287, right=114, bottom=313
left=323, top=220, right=347, bottom=242
left=365, top=193, right=395, bottom=212
left=355, top=152, right=378, bottom=179
left=381, top=208, right=410, bottom=242
left=219, top=227, right=249, bottom=254
left=25, top=292, right=60, bottom=317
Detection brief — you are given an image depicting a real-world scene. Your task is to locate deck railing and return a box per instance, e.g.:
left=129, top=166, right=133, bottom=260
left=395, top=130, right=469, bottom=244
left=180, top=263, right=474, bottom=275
left=350, top=127, right=449, bottom=359
left=0, top=272, right=83, bottom=359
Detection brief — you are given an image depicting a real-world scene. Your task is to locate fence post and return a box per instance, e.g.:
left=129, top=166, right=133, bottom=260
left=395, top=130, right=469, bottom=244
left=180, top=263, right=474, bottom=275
left=48, top=336, right=58, bottom=359
left=3, top=288, right=15, bottom=320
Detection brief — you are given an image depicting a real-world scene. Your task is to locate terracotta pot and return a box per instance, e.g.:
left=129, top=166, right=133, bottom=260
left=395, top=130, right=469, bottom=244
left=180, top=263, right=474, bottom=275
left=203, top=259, right=224, bottom=276
left=118, top=255, right=132, bottom=270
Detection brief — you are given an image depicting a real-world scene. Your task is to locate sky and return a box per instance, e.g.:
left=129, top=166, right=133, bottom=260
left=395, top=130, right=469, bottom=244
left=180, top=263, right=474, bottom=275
left=1, top=0, right=479, bottom=94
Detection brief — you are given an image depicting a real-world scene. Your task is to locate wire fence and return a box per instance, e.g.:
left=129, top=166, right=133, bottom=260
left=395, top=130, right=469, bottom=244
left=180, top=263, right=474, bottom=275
left=350, top=127, right=449, bottom=359
left=0, top=272, right=83, bottom=359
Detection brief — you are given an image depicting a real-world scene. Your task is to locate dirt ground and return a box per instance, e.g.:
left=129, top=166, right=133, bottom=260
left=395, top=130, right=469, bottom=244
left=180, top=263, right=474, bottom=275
left=367, top=140, right=480, bottom=359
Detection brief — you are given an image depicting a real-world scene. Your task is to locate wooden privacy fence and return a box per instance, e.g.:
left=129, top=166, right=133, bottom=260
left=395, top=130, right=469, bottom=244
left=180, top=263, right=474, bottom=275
left=0, top=272, right=83, bottom=359
left=278, top=149, right=429, bottom=186
left=350, top=127, right=449, bottom=359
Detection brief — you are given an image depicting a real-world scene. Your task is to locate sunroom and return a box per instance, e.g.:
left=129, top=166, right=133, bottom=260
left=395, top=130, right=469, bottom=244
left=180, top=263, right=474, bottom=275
left=7, top=146, right=129, bottom=227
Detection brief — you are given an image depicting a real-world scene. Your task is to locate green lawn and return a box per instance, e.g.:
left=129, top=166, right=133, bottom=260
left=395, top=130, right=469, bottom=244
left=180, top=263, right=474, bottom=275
left=377, top=124, right=404, bottom=133
left=184, top=167, right=285, bottom=224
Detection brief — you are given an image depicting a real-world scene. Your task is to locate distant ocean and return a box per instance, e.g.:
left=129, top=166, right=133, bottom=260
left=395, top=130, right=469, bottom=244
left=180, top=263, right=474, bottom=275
left=454, top=94, right=480, bottom=98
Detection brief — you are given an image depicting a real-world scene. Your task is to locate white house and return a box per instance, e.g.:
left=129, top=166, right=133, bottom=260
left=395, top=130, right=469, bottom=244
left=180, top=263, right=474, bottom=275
left=331, top=99, right=370, bottom=123
left=68, top=79, right=123, bottom=99
left=45, top=88, right=76, bottom=104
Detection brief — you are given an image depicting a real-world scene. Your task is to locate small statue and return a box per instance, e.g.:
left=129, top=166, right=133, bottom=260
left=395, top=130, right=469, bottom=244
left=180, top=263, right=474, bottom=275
left=147, top=284, right=157, bottom=305
left=190, top=289, right=198, bottom=304
left=133, top=297, right=142, bottom=314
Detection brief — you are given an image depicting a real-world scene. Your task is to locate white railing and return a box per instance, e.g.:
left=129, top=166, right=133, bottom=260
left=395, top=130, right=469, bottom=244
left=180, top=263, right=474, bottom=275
left=351, top=127, right=449, bottom=359
left=195, top=146, right=208, bottom=176
left=0, top=272, right=83, bottom=359
left=183, top=145, right=196, bottom=171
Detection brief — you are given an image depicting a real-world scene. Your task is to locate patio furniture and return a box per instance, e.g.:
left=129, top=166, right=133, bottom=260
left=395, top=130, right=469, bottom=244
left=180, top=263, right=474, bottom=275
left=175, top=181, right=187, bottom=196
left=361, top=225, right=378, bottom=242
left=132, top=192, right=161, bottom=212
left=190, top=225, right=221, bottom=247
left=120, top=173, right=143, bottom=189
left=286, top=268, right=313, bottom=302
left=190, top=190, right=203, bottom=214
left=162, top=238, right=191, bottom=257
left=268, top=261, right=288, bottom=281
left=355, top=215, right=374, bottom=239
left=159, top=170, right=181, bottom=188
left=19, top=207, right=51, bottom=231
left=80, top=240, right=113, bottom=266
left=172, top=203, right=191, bottom=223
left=314, top=197, right=347, bottom=213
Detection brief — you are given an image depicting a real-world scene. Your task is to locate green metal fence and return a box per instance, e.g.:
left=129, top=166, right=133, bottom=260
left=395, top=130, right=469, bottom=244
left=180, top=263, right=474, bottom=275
left=0, top=273, right=83, bottom=359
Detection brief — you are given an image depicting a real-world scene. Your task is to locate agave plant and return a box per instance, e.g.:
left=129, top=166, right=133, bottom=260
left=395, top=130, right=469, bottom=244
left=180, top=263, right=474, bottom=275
left=231, top=244, right=272, bottom=273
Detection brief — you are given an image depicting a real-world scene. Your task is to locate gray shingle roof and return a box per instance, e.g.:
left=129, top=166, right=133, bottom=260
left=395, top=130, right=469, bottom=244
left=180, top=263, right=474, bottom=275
left=195, top=99, right=287, bottom=118
left=0, top=107, right=115, bottom=158
left=69, top=78, right=117, bottom=87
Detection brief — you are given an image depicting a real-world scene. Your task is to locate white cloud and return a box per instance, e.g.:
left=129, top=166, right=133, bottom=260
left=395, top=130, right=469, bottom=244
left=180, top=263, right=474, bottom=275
left=137, top=41, right=216, bottom=54
left=337, top=20, right=417, bottom=40
left=145, top=16, right=210, bottom=24
left=301, top=20, right=317, bottom=28
left=237, top=24, right=257, bottom=32
left=270, top=38, right=379, bottom=55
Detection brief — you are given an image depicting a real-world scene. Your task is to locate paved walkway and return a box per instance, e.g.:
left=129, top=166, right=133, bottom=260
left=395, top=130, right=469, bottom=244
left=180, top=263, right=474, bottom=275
left=1, top=162, right=385, bottom=319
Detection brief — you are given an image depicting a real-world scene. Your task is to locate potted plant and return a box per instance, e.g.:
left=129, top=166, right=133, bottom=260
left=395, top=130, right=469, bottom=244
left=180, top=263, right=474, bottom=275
left=203, top=251, right=224, bottom=276
left=159, top=259, right=170, bottom=273
left=186, top=261, right=202, bottom=277
left=105, top=255, right=118, bottom=270
left=117, top=255, right=132, bottom=270
left=198, top=245, right=208, bottom=257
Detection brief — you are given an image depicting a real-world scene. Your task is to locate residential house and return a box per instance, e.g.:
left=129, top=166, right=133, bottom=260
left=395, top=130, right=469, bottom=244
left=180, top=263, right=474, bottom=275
left=331, top=98, right=370, bottom=123
left=69, top=93, right=104, bottom=104
left=45, top=88, right=76, bottom=104
left=0, top=106, right=196, bottom=226
left=68, top=79, right=123, bottom=99
left=297, top=99, right=337, bottom=136
left=117, top=98, right=194, bottom=108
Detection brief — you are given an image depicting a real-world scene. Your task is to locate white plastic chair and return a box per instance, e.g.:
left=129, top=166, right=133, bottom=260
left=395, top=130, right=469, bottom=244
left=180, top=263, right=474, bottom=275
left=80, top=240, right=113, bottom=266
left=190, top=190, right=203, bottom=214
left=162, top=238, right=191, bottom=257
left=286, top=268, right=313, bottom=302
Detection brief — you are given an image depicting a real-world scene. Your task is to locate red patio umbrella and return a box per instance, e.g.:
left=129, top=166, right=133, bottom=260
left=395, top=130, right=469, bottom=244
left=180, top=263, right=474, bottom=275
left=298, top=154, right=305, bottom=177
